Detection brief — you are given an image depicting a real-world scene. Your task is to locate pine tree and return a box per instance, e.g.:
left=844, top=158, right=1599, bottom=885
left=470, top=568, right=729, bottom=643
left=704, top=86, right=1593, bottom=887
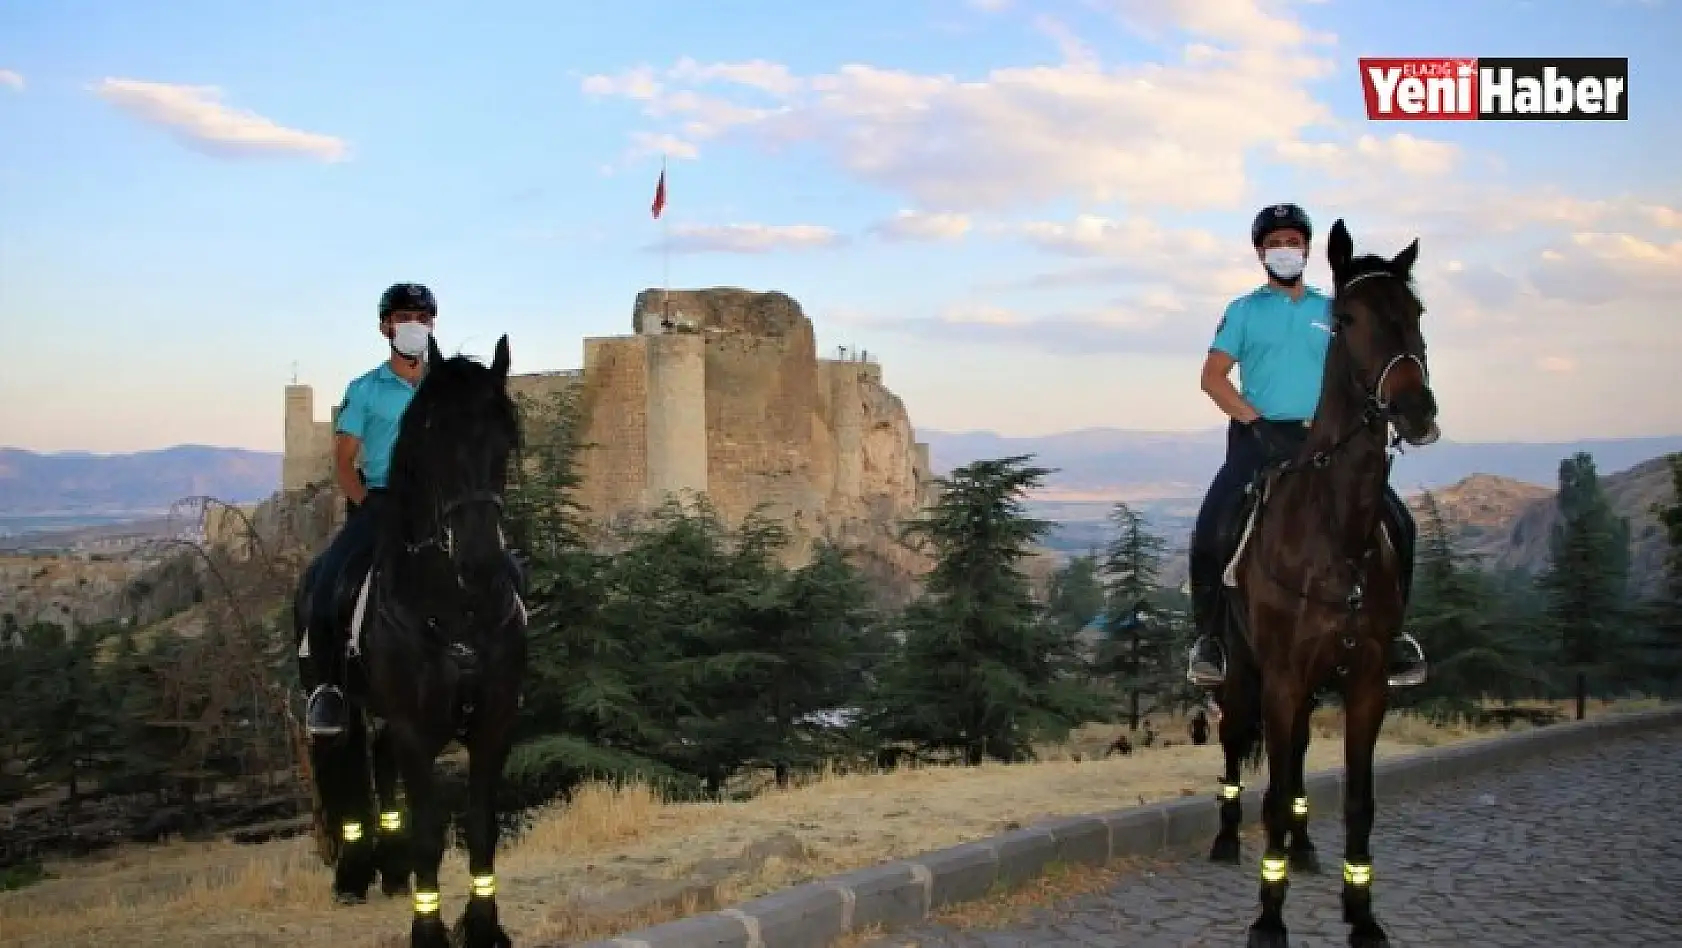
left=1398, top=492, right=1548, bottom=720
left=501, top=388, right=691, bottom=799
left=1098, top=502, right=1170, bottom=730
left=1636, top=453, right=1682, bottom=694
left=14, top=622, right=124, bottom=802
left=869, top=456, right=1107, bottom=764
left=1045, top=555, right=1105, bottom=639
left=1537, top=452, right=1633, bottom=718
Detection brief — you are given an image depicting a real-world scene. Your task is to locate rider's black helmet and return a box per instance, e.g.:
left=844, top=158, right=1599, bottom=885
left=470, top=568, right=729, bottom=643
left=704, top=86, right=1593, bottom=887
left=378, top=283, right=437, bottom=321
left=1250, top=204, right=1313, bottom=248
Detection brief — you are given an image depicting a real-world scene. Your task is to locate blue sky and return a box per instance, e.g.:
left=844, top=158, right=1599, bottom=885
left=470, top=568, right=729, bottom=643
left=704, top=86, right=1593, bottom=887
left=1, top=0, right=1678, bottom=453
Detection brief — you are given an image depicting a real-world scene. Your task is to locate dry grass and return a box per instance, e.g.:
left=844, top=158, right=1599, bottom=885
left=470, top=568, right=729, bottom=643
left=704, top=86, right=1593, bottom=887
left=0, top=699, right=1654, bottom=947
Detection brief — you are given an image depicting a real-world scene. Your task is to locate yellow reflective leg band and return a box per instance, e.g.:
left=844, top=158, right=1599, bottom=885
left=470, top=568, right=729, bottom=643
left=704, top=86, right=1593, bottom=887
left=413, top=890, right=441, bottom=915
left=379, top=811, right=402, bottom=831
left=1260, top=856, right=1288, bottom=883
left=1219, top=783, right=1241, bottom=800
left=1343, top=862, right=1373, bottom=886
left=341, top=821, right=364, bottom=842
left=470, top=874, right=496, bottom=898
left=1292, top=796, right=1308, bottom=817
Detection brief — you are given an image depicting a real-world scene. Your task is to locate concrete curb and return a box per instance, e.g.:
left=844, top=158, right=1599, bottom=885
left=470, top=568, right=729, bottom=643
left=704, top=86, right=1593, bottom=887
left=563, top=705, right=1682, bottom=948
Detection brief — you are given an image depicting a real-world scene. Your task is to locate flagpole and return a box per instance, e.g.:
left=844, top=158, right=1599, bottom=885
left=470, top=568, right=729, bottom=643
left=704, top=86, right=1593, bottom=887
left=660, top=153, right=670, bottom=324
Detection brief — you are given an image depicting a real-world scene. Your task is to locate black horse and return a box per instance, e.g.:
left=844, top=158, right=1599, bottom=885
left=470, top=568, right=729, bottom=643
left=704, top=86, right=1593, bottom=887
left=1208, top=220, right=1439, bottom=948
left=293, top=334, right=526, bottom=948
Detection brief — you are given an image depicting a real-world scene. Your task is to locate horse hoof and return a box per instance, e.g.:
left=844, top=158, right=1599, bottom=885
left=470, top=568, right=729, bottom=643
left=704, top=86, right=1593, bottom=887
left=333, top=890, right=367, bottom=906
left=451, top=920, right=512, bottom=948
left=1247, top=920, right=1290, bottom=948
left=1289, top=846, right=1322, bottom=874
left=1208, top=836, right=1242, bottom=864
left=1349, top=920, right=1390, bottom=948
left=411, top=916, right=451, bottom=948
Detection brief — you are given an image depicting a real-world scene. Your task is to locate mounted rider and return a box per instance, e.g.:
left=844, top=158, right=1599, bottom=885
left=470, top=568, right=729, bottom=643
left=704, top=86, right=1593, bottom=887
left=303, top=282, right=437, bottom=737
left=1185, top=204, right=1428, bottom=689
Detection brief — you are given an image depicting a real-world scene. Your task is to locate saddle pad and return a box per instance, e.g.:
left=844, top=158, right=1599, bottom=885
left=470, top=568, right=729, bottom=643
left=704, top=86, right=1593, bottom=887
left=295, top=568, right=375, bottom=659
left=1221, top=499, right=1262, bottom=589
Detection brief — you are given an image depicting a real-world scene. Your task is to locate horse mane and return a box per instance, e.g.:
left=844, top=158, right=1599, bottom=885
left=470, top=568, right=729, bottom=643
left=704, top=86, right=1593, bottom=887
left=385, top=349, right=522, bottom=551
left=1317, top=252, right=1419, bottom=425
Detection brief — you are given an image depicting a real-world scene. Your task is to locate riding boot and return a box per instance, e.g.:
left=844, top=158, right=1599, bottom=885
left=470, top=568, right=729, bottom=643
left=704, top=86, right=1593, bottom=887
left=1384, top=493, right=1428, bottom=688
left=305, top=602, right=349, bottom=737
left=1187, top=580, right=1228, bottom=689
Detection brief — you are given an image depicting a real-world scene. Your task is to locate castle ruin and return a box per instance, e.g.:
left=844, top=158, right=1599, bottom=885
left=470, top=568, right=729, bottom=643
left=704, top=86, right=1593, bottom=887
left=280, top=288, right=937, bottom=596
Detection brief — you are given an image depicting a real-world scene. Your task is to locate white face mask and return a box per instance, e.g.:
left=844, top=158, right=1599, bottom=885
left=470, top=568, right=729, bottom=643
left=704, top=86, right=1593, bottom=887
left=1262, top=246, right=1306, bottom=281
left=391, top=321, right=431, bottom=359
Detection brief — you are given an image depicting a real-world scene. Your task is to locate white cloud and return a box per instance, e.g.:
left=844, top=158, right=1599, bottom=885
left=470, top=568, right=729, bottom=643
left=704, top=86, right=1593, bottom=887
left=1536, top=355, right=1577, bottom=374
left=581, top=2, right=1352, bottom=213
left=1275, top=132, right=1461, bottom=178
left=628, top=131, right=699, bottom=161
left=0, top=69, right=22, bottom=91
left=1099, top=0, right=1335, bottom=48
left=91, top=79, right=347, bottom=162
left=871, top=210, right=973, bottom=242
left=1529, top=232, right=1682, bottom=305
left=660, top=223, right=843, bottom=254
left=668, top=57, right=803, bottom=98
left=941, top=303, right=1022, bottom=326
left=855, top=297, right=1196, bottom=355
left=1640, top=204, right=1682, bottom=229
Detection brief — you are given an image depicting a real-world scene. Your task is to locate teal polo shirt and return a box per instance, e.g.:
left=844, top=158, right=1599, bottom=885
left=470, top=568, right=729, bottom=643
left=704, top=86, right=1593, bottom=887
left=1209, top=284, right=1333, bottom=422
left=335, top=362, right=420, bottom=489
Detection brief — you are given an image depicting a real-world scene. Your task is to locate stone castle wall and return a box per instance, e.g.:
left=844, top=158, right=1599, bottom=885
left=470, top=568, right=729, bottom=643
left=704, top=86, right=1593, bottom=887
left=279, top=288, right=934, bottom=591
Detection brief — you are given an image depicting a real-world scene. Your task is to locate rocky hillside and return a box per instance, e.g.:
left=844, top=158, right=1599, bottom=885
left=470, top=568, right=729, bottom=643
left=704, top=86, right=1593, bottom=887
left=1408, top=474, right=1554, bottom=561
left=1411, top=456, right=1677, bottom=597
left=0, top=549, right=203, bottom=631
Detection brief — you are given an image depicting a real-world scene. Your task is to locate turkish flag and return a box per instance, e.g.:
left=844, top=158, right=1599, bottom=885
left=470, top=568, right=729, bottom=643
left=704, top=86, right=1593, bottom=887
left=651, top=166, right=666, bottom=219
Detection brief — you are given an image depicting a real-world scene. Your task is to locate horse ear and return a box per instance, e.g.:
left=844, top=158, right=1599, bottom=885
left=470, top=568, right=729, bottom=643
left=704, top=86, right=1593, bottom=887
left=1327, top=218, right=1353, bottom=278
left=426, top=333, right=443, bottom=367
left=1391, top=238, right=1420, bottom=278
left=492, top=334, right=510, bottom=381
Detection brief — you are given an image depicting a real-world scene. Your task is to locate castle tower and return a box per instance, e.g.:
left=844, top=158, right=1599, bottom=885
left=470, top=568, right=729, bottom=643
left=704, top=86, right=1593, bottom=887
left=829, top=365, right=864, bottom=501
left=283, top=385, right=318, bottom=492
left=643, top=332, right=709, bottom=506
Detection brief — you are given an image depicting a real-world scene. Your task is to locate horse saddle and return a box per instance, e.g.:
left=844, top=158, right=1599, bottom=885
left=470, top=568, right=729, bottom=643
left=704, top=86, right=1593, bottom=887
left=296, top=558, right=531, bottom=665
left=1219, top=473, right=1395, bottom=589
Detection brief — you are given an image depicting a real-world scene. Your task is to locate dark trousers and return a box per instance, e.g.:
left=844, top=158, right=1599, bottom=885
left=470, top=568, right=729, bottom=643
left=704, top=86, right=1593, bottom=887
left=1189, top=420, right=1415, bottom=616
left=307, top=489, right=385, bottom=685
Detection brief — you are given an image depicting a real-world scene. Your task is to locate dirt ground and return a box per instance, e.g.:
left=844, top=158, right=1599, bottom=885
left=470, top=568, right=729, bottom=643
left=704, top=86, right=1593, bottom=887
left=0, top=701, right=1644, bottom=947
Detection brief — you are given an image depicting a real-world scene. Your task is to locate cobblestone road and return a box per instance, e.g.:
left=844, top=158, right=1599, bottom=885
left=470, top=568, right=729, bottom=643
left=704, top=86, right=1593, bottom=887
left=872, top=728, right=1682, bottom=947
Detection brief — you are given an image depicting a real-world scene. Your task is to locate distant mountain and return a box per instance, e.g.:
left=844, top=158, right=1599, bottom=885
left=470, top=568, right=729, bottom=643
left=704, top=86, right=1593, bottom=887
left=0, top=446, right=281, bottom=521
left=919, top=427, right=1682, bottom=501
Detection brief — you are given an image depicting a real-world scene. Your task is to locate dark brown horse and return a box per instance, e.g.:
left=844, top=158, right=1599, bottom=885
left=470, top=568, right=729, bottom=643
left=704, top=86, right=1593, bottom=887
left=1214, top=219, right=1439, bottom=948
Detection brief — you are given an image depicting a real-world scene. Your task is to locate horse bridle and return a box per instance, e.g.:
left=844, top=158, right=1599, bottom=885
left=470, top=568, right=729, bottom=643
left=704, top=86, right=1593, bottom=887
left=405, top=488, right=505, bottom=560
left=1257, top=268, right=1429, bottom=615
left=1294, top=269, right=1428, bottom=470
